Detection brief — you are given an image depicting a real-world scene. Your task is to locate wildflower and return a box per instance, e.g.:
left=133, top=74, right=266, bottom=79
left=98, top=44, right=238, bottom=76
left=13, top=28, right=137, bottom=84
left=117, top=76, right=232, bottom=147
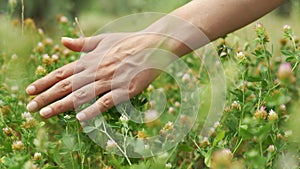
left=182, top=73, right=190, bottom=83
left=231, top=101, right=241, bottom=110
left=279, top=104, right=286, bottom=111
left=33, top=152, right=42, bottom=161
left=22, top=112, right=33, bottom=121
left=147, top=84, right=154, bottom=92
left=211, top=149, right=233, bottom=169
left=144, top=110, right=159, bottom=123
left=24, top=18, right=36, bottom=29
left=277, top=62, right=294, bottom=82
left=254, top=107, right=267, bottom=120
left=282, top=24, right=291, bottom=33
left=63, top=49, right=70, bottom=56
left=3, top=127, right=11, bottom=136
left=137, top=131, right=148, bottom=140
left=106, top=139, right=117, bottom=150
left=35, top=65, right=47, bottom=76
left=165, top=163, right=172, bottom=168
left=174, top=101, right=180, bottom=107
left=43, top=38, right=53, bottom=46
left=10, top=85, right=19, bottom=92
left=12, top=141, right=24, bottom=151
left=34, top=42, right=45, bottom=53
left=144, top=144, right=150, bottom=150
left=268, top=109, right=278, bottom=121
left=119, top=114, right=129, bottom=123
left=11, top=54, right=18, bottom=60
left=267, top=145, right=275, bottom=152
left=37, top=28, right=44, bottom=36
left=162, top=121, right=174, bottom=131
left=21, top=112, right=37, bottom=128
left=51, top=54, right=59, bottom=61
left=64, top=115, right=71, bottom=120
left=199, top=137, right=210, bottom=148
left=168, top=107, right=175, bottom=114
left=284, top=130, right=292, bottom=137
left=42, top=54, right=53, bottom=65
left=57, top=15, right=69, bottom=24
left=236, top=51, right=247, bottom=63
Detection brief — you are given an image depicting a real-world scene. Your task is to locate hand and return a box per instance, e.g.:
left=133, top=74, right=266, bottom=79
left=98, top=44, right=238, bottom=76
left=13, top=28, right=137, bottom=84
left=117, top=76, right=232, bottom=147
left=26, top=32, right=175, bottom=122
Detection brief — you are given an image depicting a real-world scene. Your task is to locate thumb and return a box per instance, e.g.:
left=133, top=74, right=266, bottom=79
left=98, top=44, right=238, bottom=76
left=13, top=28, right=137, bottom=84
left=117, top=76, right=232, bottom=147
left=61, top=35, right=104, bottom=52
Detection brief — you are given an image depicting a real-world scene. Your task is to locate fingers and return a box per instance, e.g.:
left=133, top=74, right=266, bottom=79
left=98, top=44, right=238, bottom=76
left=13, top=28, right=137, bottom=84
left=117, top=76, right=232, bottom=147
left=62, top=35, right=105, bottom=52
left=76, top=89, right=126, bottom=122
left=37, top=80, right=111, bottom=118
left=26, top=61, right=77, bottom=96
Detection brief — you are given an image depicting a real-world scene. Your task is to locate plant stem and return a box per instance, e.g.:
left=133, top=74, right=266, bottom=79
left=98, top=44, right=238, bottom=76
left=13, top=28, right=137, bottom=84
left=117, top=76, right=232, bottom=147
left=100, top=123, right=132, bottom=165
left=21, top=0, right=24, bottom=35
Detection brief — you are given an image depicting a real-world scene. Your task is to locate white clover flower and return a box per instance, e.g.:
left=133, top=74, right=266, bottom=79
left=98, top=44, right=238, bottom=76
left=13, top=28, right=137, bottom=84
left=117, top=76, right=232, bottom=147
left=11, top=54, right=18, bottom=60
left=284, top=130, right=293, bottom=137
left=168, top=107, right=175, bottom=114
left=51, top=54, right=59, bottom=60
left=268, top=109, right=278, bottom=121
left=283, top=24, right=291, bottom=32
left=12, top=140, right=24, bottom=150
left=33, top=152, right=42, bottom=161
left=267, top=145, right=275, bottom=152
left=106, top=139, right=117, bottom=149
left=144, top=110, right=159, bottom=123
left=22, top=112, right=33, bottom=121
left=64, top=115, right=71, bottom=120
left=182, top=73, right=190, bottom=83
left=120, top=114, right=129, bottom=123
left=42, top=54, right=50, bottom=59
left=165, top=163, right=172, bottom=168
left=10, top=85, right=19, bottom=92
left=174, top=101, right=180, bottom=107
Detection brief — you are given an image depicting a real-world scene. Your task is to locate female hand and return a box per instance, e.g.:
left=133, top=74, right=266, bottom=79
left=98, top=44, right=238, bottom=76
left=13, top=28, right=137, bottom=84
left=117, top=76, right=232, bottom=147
left=26, top=32, right=176, bottom=122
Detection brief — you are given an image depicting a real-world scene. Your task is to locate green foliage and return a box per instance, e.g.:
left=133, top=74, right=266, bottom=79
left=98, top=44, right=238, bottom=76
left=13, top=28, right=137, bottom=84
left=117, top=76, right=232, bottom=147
left=1, top=5, right=300, bottom=169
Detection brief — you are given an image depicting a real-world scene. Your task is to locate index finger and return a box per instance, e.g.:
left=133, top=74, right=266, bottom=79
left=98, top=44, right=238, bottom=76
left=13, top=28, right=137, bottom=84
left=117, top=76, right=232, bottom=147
left=26, top=61, right=78, bottom=95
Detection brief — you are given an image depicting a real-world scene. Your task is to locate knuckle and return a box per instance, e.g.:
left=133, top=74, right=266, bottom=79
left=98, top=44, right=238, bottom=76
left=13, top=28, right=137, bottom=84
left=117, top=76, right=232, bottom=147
left=98, top=97, right=112, bottom=110
left=36, top=94, right=48, bottom=106
left=59, top=80, right=72, bottom=93
left=55, top=69, right=65, bottom=80
left=74, top=89, right=88, bottom=100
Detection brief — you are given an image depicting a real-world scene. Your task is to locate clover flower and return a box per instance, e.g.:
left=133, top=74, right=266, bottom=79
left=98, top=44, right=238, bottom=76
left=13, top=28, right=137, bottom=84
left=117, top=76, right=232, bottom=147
left=35, top=65, right=47, bottom=76
left=211, top=149, right=233, bottom=169
left=268, top=109, right=278, bottom=121
left=119, top=114, right=129, bottom=123
left=33, top=152, right=42, bottom=161
left=12, top=141, right=24, bottom=151
left=267, top=145, right=275, bottom=152
left=106, top=139, right=117, bottom=150
left=254, top=107, right=267, bottom=120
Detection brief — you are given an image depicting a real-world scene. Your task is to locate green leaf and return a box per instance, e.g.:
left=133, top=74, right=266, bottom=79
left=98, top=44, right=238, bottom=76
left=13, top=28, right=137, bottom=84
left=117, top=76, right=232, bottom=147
left=83, top=126, right=96, bottom=134
left=212, top=130, right=226, bottom=147
left=94, top=118, right=103, bottom=128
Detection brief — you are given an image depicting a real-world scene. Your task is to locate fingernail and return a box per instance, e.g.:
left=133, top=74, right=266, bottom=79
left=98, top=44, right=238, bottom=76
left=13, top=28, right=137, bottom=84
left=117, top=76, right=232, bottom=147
left=62, top=37, right=73, bottom=42
left=26, top=85, right=36, bottom=94
left=26, top=101, right=38, bottom=111
left=76, top=113, right=86, bottom=121
left=40, top=107, right=52, bottom=117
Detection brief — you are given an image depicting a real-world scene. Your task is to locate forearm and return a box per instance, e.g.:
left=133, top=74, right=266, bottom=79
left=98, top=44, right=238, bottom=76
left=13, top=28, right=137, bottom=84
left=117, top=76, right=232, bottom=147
left=146, top=0, right=286, bottom=56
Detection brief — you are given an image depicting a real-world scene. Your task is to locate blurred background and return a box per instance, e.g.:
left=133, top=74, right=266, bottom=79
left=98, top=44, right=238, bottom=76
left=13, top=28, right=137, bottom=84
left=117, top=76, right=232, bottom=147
left=0, top=0, right=298, bottom=36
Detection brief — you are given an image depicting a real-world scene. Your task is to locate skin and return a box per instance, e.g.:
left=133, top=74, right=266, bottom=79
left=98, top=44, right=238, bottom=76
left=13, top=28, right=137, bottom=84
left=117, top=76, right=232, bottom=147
left=26, top=0, right=286, bottom=122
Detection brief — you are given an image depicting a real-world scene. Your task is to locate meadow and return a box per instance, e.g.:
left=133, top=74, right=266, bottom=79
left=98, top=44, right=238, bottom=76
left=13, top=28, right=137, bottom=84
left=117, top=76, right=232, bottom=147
left=0, top=1, right=300, bottom=169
